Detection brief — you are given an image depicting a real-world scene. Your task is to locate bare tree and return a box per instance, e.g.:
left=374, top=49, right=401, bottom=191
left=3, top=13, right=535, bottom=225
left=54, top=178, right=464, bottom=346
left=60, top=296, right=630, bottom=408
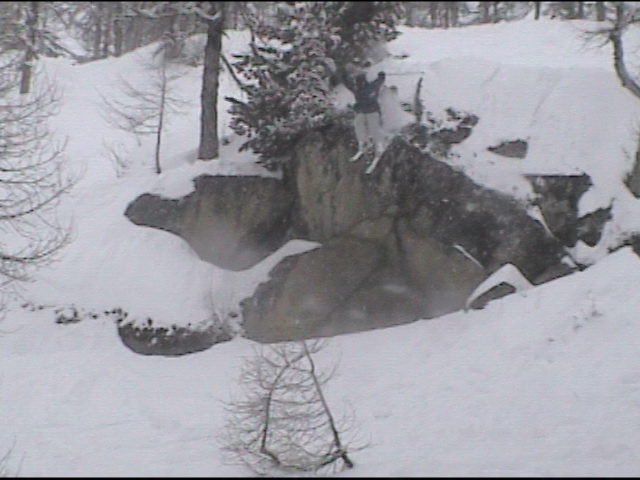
left=100, top=38, right=189, bottom=174
left=0, top=441, right=21, bottom=477
left=0, top=57, right=73, bottom=311
left=0, top=447, right=11, bottom=477
left=586, top=2, right=640, bottom=100
left=222, top=339, right=359, bottom=475
left=101, top=1, right=226, bottom=161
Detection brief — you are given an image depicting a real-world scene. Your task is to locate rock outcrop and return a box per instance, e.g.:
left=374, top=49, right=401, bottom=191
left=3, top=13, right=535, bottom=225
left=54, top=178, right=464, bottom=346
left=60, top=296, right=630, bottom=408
left=487, top=139, right=528, bottom=159
left=526, top=174, right=611, bottom=249
left=124, top=114, right=598, bottom=345
left=239, top=125, right=570, bottom=341
left=125, top=175, right=293, bottom=271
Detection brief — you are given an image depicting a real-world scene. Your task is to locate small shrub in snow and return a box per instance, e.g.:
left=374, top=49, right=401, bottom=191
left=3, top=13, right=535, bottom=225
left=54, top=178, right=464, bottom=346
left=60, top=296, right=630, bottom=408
left=222, top=339, right=359, bottom=475
left=99, top=38, right=189, bottom=174
left=0, top=449, right=8, bottom=477
left=0, top=444, right=19, bottom=477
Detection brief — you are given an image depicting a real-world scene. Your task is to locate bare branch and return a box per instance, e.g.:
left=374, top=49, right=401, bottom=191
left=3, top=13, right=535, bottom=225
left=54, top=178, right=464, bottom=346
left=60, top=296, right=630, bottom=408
left=222, top=339, right=359, bottom=475
left=99, top=49, right=189, bottom=173
left=0, top=65, right=73, bottom=308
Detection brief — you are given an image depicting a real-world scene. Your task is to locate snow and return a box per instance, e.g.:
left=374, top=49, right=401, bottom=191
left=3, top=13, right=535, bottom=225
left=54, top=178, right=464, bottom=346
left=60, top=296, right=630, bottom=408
left=361, top=19, right=640, bottom=264
left=3, top=17, right=640, bottom=477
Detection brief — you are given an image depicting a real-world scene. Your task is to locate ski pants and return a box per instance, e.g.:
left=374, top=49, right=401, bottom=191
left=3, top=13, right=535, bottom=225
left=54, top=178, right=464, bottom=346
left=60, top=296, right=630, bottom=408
left=354, top=111, right=383, bottom=152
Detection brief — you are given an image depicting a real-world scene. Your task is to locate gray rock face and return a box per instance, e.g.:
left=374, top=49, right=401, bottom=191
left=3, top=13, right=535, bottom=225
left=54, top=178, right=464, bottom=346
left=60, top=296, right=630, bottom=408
left=125, top=175, right=293, bottom=271
left=527, top=174, right=592, bottom=247
left=239, top=125, right=571, bottom=342
left=487, top=139, right=528, bottom=159
left=242, top=237, right=387, bottom=342
left=118, top=321, right=232, bottom=356
left=468, top=282, right=516, bottom=310
left=526, top=174, right=611, bottom=249
left=124, top=116, right=596, bottom=346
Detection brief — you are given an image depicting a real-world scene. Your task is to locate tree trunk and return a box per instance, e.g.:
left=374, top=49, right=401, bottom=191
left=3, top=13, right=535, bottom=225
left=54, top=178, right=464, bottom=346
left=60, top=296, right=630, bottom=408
left=491, top=1, right=500, bottom=23
left=481, top=1, right=490, bottom=23
left=596, top=1, right=606, bottom=21
left=20, top=1, right=39, bottom=95
left=155, top=56, right=167, bottom=175
left=443, top=3, right=449, bottom=28
left=102, top=2, right=113, bottom=58
left=113, top=1, right=123, bottom=57
left=576, top=1, right=584, bottom=19
left=198, top=2, right=224, bottom=160
left=93, top=3, right=103, bottom=59
left=534, top=1, right=541, bottom=20
left=610, top=4, right=640, bottom=101
left=565, top=1, right=576, bottom=19
left=450, top=2, right=459, bottom=27
left=406, top=2, right=416, bottom=27
left=429, top=2, right=438, bottom=27
left=132, top=13, right=143, bottom=49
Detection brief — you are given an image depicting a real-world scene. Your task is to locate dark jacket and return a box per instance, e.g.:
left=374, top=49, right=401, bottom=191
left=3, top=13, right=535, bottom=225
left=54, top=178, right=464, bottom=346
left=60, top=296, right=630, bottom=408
left=345, top=72, right=386, bottom=114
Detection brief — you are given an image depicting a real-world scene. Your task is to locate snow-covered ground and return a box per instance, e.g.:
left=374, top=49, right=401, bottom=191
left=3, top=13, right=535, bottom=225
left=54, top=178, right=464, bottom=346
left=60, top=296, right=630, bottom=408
left=2, top=18, right=640, bottom=476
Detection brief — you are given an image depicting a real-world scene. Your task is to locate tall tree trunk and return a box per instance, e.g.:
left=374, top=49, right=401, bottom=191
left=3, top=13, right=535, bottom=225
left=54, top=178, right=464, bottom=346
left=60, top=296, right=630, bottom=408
left=576, top=1, right=584, bottom=19
left=102, top=2, right=113, bottom=58
left=113, top=1, right=123, bottom=57
left=198, top=2, right=224, bottom=160
left=481, top=1, right=490, bottom=23
left=596, top=1, right=606, bottom=21
left=534, top=1, right=541, bottom=20
left=450, top=2, right=459, bottom=27
left=132, top=12, right=143, bottom=49
left=610, top=5, right=640, bottom=101
left=491, top=1, right=500, bottom=23
left=443, top=3, right=449, bottom=28
left=429, top=2, right=439, bottom=27
left=93, top=3, right=103, bottom=59
left=155, top=54, right=167, bottom=174
left=406, top=2, right=416, bottom=27
left=20, top=1, right=39, bottom=95
left=565, top=1, right=576, bottom=19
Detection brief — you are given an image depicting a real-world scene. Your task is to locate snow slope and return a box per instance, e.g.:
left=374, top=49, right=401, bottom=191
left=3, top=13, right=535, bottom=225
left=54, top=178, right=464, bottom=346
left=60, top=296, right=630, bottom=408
left=2, top=17, right=640, bottom=476
left=2, top=248, right=640, bottom=476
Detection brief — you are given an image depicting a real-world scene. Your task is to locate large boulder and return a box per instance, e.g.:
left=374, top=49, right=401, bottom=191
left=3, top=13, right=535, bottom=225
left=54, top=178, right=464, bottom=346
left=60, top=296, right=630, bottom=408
left=526, top=174, right=592, bottom=247
left=526, top=174, right=611, bottom=249
left=117, top=320, right=231, bottom=356
left=125, top=116, right=588, bottom=345
left=241, top=236, right=387, bottom=342
left=238, top=124, right=572, bottom=342
left=291, top=126, right=568, bottom=282
left=125, top=175, right=293, bottom=271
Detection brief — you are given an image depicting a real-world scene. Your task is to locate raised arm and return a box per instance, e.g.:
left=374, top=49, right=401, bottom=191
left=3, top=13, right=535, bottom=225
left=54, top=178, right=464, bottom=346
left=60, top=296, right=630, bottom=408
left=372, top=71, right=386, bottom=93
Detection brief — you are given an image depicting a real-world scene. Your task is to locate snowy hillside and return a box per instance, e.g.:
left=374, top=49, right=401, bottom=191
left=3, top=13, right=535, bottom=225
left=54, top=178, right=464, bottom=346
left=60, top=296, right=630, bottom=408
left=2, top=17, right=640, bottom=476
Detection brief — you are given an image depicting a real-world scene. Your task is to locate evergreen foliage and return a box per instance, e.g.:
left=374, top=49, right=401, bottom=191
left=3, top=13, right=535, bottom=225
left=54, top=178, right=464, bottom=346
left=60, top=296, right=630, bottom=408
left=226, top=1, right=403, bottom=169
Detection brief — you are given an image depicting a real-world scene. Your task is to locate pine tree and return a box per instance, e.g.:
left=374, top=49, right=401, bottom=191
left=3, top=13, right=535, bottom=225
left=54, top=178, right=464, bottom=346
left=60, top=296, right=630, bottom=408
left=226, top=1, right=403, bottom=169
left=226, top=2, right=338, bottom=167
